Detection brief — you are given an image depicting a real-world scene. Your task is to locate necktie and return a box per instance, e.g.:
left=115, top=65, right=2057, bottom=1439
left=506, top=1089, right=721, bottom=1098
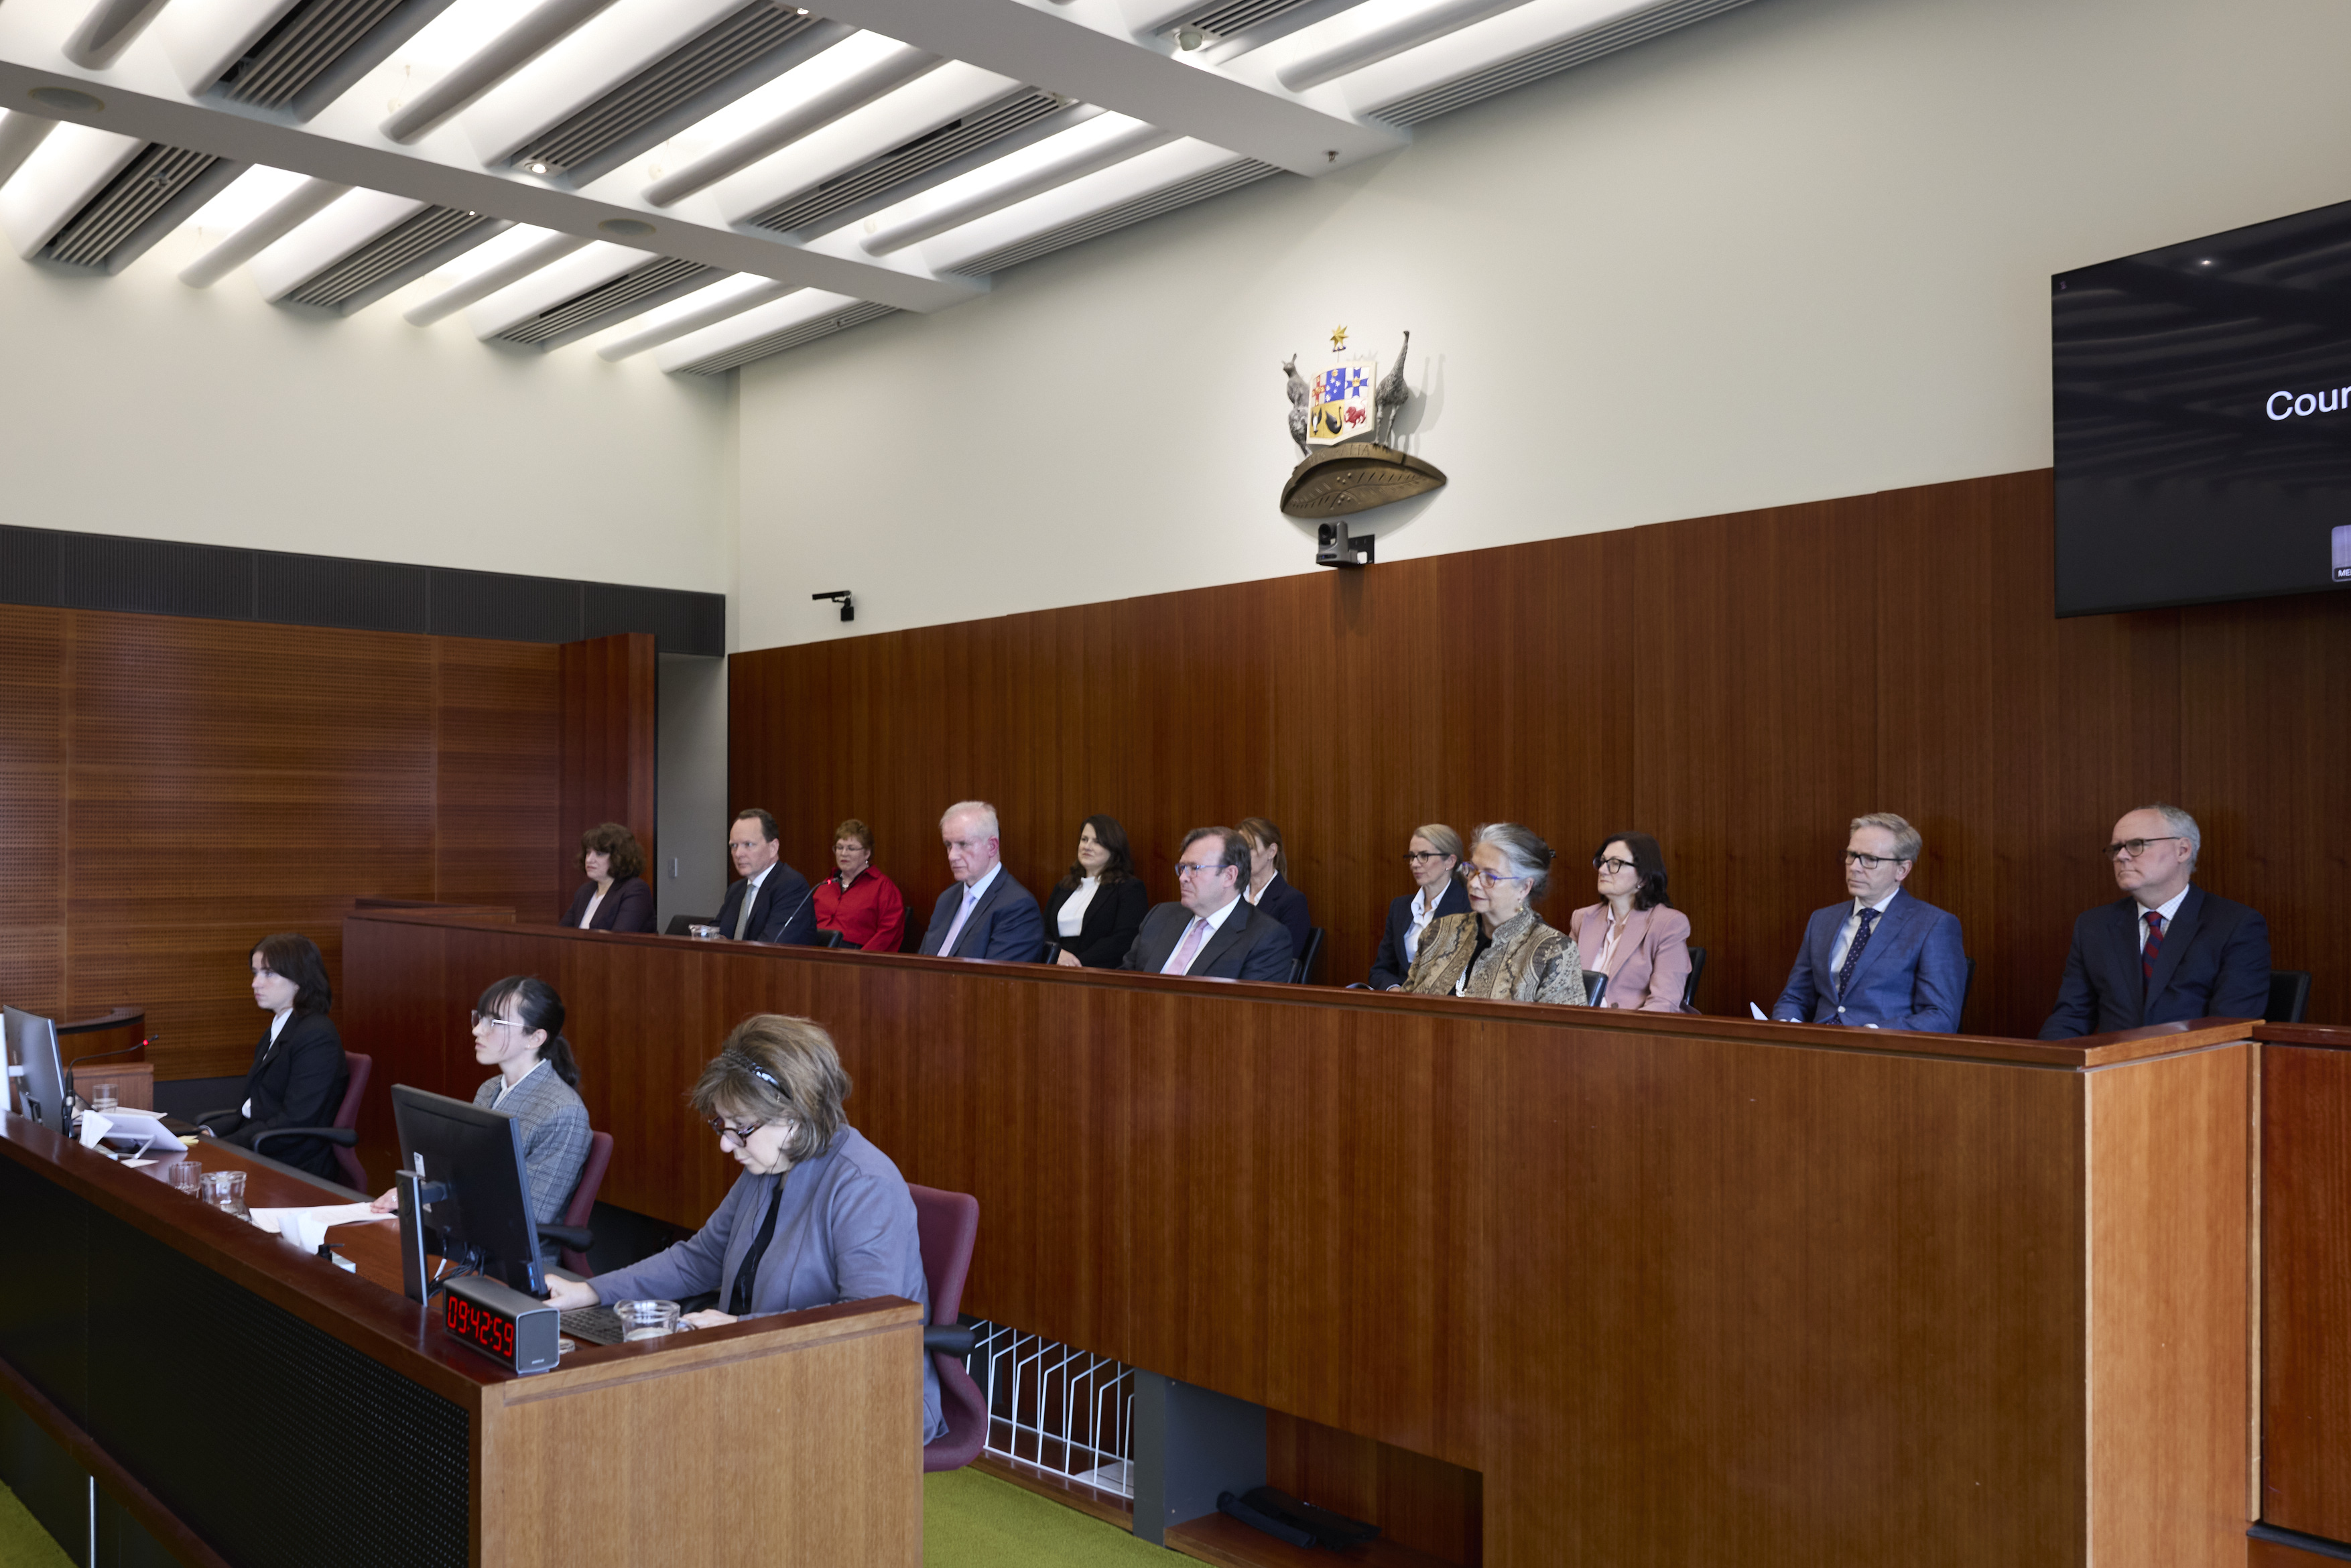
left=1836, top=907, right=1880, bottom=996
left=733, top=877, right=757, bottom=939
left=940, top=887, right=978, bottom=955
left=2142, top=910, right=2165, bottom=991
left=728, top=1179, right=785, bottom=1317
left=1165, top=917, right=1210, bottom=975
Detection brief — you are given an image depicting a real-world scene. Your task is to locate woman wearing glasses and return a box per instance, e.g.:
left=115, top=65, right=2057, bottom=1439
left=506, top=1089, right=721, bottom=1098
left=1401, top=824, right=1585, bottom=1004
left=544, top=1014, right=944, bottom=1443
left=1566, top=833, right=1694, bottom=1010
left=1368, top=825, right=1470, bottom=990
left=370, top=976, right=590, bottom=1268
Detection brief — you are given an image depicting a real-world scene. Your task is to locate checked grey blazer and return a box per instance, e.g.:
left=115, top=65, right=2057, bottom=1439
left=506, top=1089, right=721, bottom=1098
left=471, top=1063, right=592, bottom=1262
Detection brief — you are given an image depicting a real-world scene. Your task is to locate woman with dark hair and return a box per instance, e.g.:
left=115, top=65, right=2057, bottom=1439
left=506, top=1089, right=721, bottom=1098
left=202, top=933, right=351, bottom=1181
left=1235, top=816, right=1312, bottom=964
left=814, top=818, right=906, bottom=952
left=371, top=976, right=590, bottom=1264
left=544, top=1014, right=943, bottom=1443
left=1045, top=815, right=1148, bottom=968
left=1567, top=832, right=1694, bottom=1012
left=562, top=823, right=655, bottom=932
left=1402, top=824, right=1585, bottom=1005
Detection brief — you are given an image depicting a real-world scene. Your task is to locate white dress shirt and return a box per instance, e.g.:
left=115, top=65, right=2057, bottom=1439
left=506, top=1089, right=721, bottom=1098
left=244, top=1007, right=291, bottom=1116
left=1162, top=895, right=1242, bottom=975
left=1826, top=889, right=1901, bottom=977
left=2137, top=885, right=2191, bottom=951
left=578, top=887, right=606, bottom=929
left=491, top=1057, right=545, bottom=1110
left=1058, top=876, right=1099, bottom=937
left=1403, top=885, right=1444, bottom=965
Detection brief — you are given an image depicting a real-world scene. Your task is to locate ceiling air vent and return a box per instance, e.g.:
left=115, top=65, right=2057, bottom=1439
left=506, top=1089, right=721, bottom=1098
left=284, top=206, right=509, bottom=314
left=43, top=143, right=245, bottom=273
left=1371, top=0, right=1757, bottom=127
left=673, top=299, right=895, bottom=375
left=214, top=0, right=460, bottom=120
left=948, top=158, right=1278, bottom=277
left=747, top=88, right=1082, bottom=240
left=510, top=3, right=844, bottom=190
left=493, top=257, right=723, bottom=350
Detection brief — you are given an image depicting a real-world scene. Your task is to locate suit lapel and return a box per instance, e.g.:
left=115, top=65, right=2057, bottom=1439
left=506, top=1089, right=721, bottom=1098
left=2143, top=886, right=2203, bottom=1006
left=1190, top=903, right=1250, bottom=973
left=1840, top=894, right=1908, bottom=993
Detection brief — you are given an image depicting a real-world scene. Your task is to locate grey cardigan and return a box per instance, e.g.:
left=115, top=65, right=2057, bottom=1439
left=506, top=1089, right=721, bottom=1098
left=589, top=1126, right=944, bottom=1443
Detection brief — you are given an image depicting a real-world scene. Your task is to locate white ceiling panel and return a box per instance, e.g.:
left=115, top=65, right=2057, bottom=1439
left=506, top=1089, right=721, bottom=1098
left=0, top=120, right=143, bottom=257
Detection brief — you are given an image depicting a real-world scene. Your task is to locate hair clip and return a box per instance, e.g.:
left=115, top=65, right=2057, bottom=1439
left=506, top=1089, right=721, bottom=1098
left=724, top=1047, right=789, bottom=1096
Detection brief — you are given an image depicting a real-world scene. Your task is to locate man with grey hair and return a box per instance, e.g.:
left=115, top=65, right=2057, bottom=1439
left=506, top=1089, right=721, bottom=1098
left=1771, top=811, right=1966, bottom=1031
left=918, top=799, right=1043, bottom=962
left=2038, top=804, right=2270, bottom=1039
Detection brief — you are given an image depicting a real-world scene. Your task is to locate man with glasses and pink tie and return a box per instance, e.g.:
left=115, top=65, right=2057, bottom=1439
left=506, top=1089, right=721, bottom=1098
left=1119, top=827, right=1294, bottom=981
left=2038, top=803, right=2271, bottom=1039
left=1771, top=812, right=1966, bottom=1031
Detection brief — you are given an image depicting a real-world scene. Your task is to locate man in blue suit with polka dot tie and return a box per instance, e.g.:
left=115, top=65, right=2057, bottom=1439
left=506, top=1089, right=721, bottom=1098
left=1771, top=812, right=1967, bottom=1033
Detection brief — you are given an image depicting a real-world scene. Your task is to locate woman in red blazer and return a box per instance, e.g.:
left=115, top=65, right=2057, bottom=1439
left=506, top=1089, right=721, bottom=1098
left=1565, top=832, right=1694, bottom=1012
left=814, top=818, right=907, bottom=951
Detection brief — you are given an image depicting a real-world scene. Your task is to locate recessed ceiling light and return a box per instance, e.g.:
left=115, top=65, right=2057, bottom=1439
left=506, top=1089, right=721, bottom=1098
left=521, top=158, right=551, bottom=176
left=599, top=217, right=655, bottom=237
left=2200, top=258, right=2217, bottom=267
left=29, top=85, right=103, bottom=114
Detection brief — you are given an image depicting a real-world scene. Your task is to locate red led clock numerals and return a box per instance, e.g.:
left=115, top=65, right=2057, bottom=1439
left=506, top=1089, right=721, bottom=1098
left=446, top=1293, right=515, bottom=1358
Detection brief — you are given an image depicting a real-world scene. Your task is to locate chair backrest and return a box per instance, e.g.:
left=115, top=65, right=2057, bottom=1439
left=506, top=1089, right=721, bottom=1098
left=331, top=1052, right=371, bottom=1188
left=1291, top=927, right=1324, bottom=985
left=2269, top=970, right=2313, bottom=1025
left=1682, top=947, right=1708, bottom=1011
left=820, top=927, right=849, bottom=949
left=1581, top=970, right=1608, bottom=1007
left=1039, top=940, right=1062, bottom=966
left=664, top=914, right=710, bottom=937
left=1960, top=957, right=1978, bottom=1027
left=560, top=1130, right=615, bottom=1276
left=908, top=1183, right=978, bottom=1325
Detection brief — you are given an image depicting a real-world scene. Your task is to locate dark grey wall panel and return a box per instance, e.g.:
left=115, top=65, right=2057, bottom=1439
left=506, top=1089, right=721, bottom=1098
left=60, top=533, right=253, bottom=620
left=257, top=551, right=431, bottom=633
left=0, top=526, right=63, bottom=606
left=584, top=580, right=723, bottom=653
left=429, top=566, right=584, bottom=643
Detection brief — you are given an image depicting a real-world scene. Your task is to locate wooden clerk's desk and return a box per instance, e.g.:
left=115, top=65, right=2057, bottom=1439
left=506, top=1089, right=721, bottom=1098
left=342, top=907, right=2263, bottom=1568
left=0, top=1114, right=922, bottom=1568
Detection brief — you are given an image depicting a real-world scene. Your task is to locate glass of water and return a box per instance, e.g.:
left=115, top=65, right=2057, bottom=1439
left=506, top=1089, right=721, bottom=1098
left=613, top=1299, right=681, bottom=1340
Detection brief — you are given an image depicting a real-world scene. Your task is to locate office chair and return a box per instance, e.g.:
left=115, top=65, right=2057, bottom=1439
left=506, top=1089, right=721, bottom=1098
left=1581, top=970, right=1608, bottom=1008
left=820, top=928, right=850, bottom=949
left=1040, top=941, right=1062, bottom=965
left=664, top=914, right=711, bottom=936
left=245, top=1050, right=373, bottom=1189
left=1682, top=947, right=1708, bottom=1011
left=2269, top=970, right=2313, bottom=1025
left=1291, top=927, right=1324, bottom=985
left=1959, top=958, right=1978, bottom=1029
left=555, top=1130, right=615, bottom=1277
left=909, top=1184, right=987, bottom=1473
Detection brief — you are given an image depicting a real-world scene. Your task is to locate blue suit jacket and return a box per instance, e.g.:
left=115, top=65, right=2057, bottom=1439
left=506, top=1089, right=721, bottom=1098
left=1772, top=887, right=1966, bottom=1033
left=1369, top=880, right=1470, bottom=990
left=919, top=868, right=1045, bottom=962
left=2037, top=886, right=2271, bottom=1039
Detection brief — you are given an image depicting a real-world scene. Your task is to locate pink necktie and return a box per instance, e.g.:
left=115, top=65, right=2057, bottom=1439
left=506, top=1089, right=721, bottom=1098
left=940, top=889, right=977, bottom=956
left=1164, top=917, right=1210, bottom=975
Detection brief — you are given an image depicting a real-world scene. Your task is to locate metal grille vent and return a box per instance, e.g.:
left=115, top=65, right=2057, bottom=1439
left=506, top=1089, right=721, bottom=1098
left=1372, top=0, right=1758, bottom=125
left=1174, top=0, right=1322, bottom=39
left=948, top=157, right=1279, bottom=277
left=674, top=298, right=895, bottom=374
left=44, top=143, right=223, bottom=269
left=216, top=0, right=411, bottom=109
left=513, top=1, right=824, bottom=174
left=748, top=89, right=1064, bottom=237
left=285, top=205, right=499, bottom=308
left=494, top=256, right=721, bottom=347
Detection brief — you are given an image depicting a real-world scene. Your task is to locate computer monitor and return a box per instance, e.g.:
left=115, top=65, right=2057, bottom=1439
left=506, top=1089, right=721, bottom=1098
left=4, top=1006, right=68, bottom=1130
left=389, top=1085, right=546, bottom=1298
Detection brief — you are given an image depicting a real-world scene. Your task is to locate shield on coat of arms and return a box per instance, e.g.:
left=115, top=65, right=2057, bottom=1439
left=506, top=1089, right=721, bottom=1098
left=1308, top=355, right=1377, bottom=446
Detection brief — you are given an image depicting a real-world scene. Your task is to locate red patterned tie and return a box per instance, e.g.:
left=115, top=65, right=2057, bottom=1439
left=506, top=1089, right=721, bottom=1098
left=2141, top=910, right=2165, bottom=991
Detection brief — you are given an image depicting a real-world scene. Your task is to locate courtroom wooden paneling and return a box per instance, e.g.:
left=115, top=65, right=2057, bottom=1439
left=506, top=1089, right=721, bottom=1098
left=728, top=468, right=2350, bottom=1038
left=1266, top=1412, right=1480, bottom=1566
left=2261, top=1036, right=2351, bottom=1546
left=342, top=913, right=2259, bottom=1567
left=0, top=605, right=568, bottom=1080
left=559, top=631, right=657, bottom=909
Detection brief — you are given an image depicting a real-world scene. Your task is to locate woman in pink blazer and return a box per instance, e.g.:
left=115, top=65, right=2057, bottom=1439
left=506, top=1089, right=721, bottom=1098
left=1566, top=832, right=1694, bottom=1012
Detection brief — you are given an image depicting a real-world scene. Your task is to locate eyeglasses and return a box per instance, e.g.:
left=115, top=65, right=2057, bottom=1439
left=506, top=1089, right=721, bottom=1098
left=708, top=1115, right=767, bottom=1143
left=1403, top=850, right=1450, bottom=864
left=1592, top=856, right=1635, bottom=874
left=727, top=839, right=764, bottom=854
left=2106, top=836, right=2185, bottom=861
left=469, top=1011, right=531, bottom=1033
left=1842, top=850, right=1906, bottom=869
left=1175, top=861, right=1232, bottom=878
left=1459, top=866, right=1529, bottom=888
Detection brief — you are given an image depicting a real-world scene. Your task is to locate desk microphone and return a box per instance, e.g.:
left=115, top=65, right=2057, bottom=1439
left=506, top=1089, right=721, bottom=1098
left=63, top=1036, right=149, bottom=1102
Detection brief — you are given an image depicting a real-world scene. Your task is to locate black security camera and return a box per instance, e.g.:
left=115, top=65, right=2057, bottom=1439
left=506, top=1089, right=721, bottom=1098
left=812, top=590, right=853, bottom=623
left=1314, top=522, right=1373, bottom=569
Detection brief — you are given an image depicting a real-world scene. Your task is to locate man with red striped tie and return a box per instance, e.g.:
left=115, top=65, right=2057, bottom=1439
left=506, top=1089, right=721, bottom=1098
left=2039, top=804, right=2271, bottom=1039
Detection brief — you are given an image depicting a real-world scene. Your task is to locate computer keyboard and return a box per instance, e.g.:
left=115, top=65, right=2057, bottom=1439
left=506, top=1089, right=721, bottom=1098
left=560, top=1306, right=625, bottom=1346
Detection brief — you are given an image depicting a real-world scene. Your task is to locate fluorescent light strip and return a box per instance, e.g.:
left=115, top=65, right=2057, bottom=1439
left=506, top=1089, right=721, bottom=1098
left=917, top=137, right=1242, bottom=271
left=860, top=116, right=1174, bottom=255
left=0, top=123, right=144, bottom=259
left=464, top=237, right=644, bottom=335
left=180, top=173, right=351, bottom=287
left=645, top=38, right=940, bottom=207
left=405, top=228, right=584, bottom=322
left=1308, top=0, right=1655, bottom=105
left=0, top=114, right=59, bottom=192
left=651, top=285, right=855, bottom=371
left=459, top=0, right=746, bottom=166
left=64, top=0, right=178, bottom=68
left=1275, top=0, right=1532, bottom=88
left=594, top=272, right=793, bottom=358
left=383, top=0, right=626, bottom=143
left=157, top=0, right=306, bottom=94
left=247, top=188, right=426, bottom=299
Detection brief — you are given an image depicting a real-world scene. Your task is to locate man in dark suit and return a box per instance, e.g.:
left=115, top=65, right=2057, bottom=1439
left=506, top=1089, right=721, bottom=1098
left=1121, top=827, right=1294, bottom=982
left=2039, top=804, right=2271, bottom=1039
left=919, top=800, right=1044, bottom=962
left=1772, top=812, right=1966, bottom=1032
left=712, top=807, right=818, bottom=945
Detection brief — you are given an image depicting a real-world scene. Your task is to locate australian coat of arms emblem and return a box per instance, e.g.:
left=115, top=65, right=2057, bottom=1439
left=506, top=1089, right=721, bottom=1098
left=1279, top=328, right=1448, bottom=519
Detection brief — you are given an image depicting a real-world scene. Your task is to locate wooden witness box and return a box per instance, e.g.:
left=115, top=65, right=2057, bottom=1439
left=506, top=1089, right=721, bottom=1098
left=342, top=907, right=2265, bottom=1568
left=0, top=1118, right=923, bottom=1568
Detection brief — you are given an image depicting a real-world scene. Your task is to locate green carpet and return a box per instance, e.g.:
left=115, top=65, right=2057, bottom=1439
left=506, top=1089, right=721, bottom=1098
left=925, top=1468, right=1169, bottom=1567
left=0, top=1484, right=70, bottom=1568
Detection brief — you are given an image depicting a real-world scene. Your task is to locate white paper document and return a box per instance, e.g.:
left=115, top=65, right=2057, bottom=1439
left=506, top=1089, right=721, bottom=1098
left=249, top=1203, right=397, bottom=1254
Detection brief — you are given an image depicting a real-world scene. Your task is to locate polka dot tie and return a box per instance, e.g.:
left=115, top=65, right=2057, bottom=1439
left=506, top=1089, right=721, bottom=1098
left=1836, top=907, right=1880, bottom=997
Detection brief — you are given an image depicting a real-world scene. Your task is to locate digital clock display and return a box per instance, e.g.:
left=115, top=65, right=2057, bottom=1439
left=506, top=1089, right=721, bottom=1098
left=436, top=1276, right=560, bottom=1374
left=446, top=1290, right=515, bottom=1359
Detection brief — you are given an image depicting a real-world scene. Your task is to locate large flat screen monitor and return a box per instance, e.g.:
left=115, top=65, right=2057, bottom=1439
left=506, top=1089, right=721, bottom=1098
left=4, top=1005, right=67, bottom=1129
left=390, top=1085, right=546, bottom=1297
left=2053, top=196, right=2351, bottom=616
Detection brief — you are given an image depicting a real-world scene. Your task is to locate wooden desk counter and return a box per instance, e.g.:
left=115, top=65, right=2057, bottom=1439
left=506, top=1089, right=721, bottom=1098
left=0, top=1113, right=922, bottom=1568
left=344, top=908, right=2258, bottom=1568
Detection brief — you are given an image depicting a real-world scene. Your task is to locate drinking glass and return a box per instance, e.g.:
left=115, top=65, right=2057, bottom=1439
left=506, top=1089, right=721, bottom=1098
left=613, top=1299, right=681, bottom=1340
left=168, top=1161, right=203, bottom=1195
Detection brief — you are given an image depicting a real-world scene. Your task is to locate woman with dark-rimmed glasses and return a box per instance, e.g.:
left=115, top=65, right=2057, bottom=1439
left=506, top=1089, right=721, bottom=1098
left=1401, top=824, right=1584, bottom=1004
left=1566, top=832, right=1694, bottom=1012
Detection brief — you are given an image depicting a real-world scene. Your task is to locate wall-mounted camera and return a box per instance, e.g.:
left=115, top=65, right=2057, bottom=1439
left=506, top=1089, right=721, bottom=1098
left=1314, top=521, right=1374, bottom=569
left=812, top=589, right=854, bottom=623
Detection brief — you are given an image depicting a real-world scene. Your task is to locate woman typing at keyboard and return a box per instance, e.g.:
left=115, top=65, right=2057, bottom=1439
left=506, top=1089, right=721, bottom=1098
left=544, top=1015, right=944, bottom=1443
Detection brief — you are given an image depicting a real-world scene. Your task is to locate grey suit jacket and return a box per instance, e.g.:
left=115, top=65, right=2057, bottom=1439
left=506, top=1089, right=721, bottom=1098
left=472, top=1065, right=591, bottom=1264
left=1119, top=899, right=1293, bottom=981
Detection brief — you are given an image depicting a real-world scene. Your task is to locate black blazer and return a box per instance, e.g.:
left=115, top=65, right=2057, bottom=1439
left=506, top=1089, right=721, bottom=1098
left=1043, top=876, right=1148, bottom=967
left=713, top=862, right=819, bottom=945
left=2039, top=885, right=2271, bottom=1039
left=1249, top=871, right=1312, bottom=964
left=562, top=876, right=655, bottom=933
left=1120, top=899, right=1293, bottom=982
left=1368, top=879, right=1472, bottom=990
left=215, top=1011, right=349, bottom=1181
left=919, top=868, right=1045, bottom=962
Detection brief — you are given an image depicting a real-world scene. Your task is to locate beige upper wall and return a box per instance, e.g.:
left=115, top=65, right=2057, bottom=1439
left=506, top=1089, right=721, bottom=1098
left=0, top=224, right=732, bottom=594
left=733, top=0, right=2351, bottom=650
